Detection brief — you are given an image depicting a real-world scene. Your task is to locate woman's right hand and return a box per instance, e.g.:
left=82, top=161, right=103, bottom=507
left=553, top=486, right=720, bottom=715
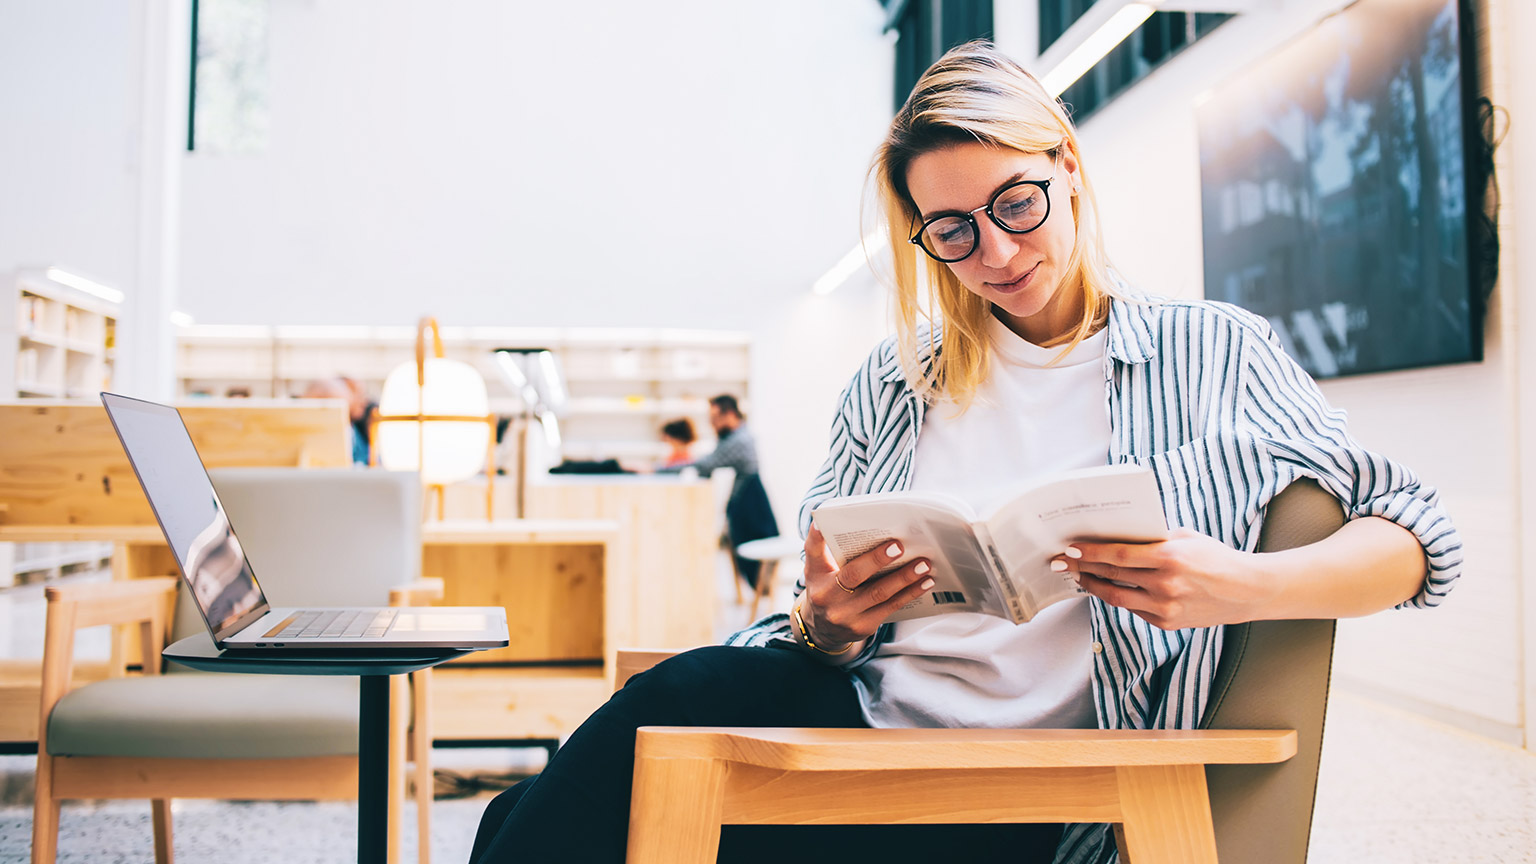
left=798, top=524, right=935, bottom=651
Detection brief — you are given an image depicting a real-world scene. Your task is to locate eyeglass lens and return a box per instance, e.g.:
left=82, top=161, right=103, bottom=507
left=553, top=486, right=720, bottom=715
left=916, top=180, right=1051, bottom=262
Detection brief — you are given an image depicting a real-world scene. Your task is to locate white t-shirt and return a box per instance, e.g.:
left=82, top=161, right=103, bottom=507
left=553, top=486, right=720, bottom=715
left=854, top=316, right=1110, bottom=729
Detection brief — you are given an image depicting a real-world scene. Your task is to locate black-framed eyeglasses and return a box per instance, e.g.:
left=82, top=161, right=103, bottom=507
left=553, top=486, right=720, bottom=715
left=909, top=178, right=1055, bottom=263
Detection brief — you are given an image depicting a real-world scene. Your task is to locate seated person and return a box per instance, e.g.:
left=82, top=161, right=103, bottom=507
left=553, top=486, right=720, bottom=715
left=466, top=43, right=1462, bottom=864
left=658, top=417, right=697, bottom=468
left=301, top=377, right=369, bottom=465
left=657, top=395, right=758, bottom=505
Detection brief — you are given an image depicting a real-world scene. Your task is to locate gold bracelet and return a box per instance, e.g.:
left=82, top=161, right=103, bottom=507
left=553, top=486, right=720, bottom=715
left=792, top=603, right=855, bottom=656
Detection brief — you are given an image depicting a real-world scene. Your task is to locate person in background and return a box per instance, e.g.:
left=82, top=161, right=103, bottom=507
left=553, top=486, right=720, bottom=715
left=301, top=377, right=370, bottom=465
left=339, top=376, right=378, bottom=465
left=658, top=394, right=758, bottom=502
left=658, top=395, right=778, bottom=586
left=469, top=42, right=1462, bottom=864
left=658, top=416, right=697, bottom=468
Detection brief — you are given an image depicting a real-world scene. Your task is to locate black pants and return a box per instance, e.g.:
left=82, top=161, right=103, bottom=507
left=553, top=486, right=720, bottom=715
left=470, top=645, right=1062, bottom=863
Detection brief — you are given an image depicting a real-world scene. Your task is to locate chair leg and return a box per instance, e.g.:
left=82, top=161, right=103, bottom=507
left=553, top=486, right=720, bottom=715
left=747, top=560, right=776, bottom=622
left=151, top=799, right=174, bottom=864
left=31, top=750, right=59, bottom=864
left=29, top=794, right=59, bottom=864
left=625, top=755, right=727, bottom=864
left=1114, top=764, right=1219, bottom=864
left=728, top=548, right=744, bottom=605
left=411, top=668, right=433, bottom=864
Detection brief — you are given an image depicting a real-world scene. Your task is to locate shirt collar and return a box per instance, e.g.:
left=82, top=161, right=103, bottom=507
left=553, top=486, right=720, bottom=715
left=877, top=287, right=1162, bottom=385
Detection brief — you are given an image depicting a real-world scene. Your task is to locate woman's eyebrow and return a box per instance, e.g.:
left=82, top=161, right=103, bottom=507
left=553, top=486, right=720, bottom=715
left=919, top=170, right=1045, bottom=220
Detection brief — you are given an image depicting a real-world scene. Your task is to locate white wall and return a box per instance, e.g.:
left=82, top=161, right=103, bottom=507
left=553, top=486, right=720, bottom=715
left=0, top=3, right=141, bottom=285
left=175, top=0, right=896, bottom=532
left=1032, top=0, right=1532, bottom=743
left=0, top=0, right=187, bottom=399
left=178, top=0, right=892, bottom=330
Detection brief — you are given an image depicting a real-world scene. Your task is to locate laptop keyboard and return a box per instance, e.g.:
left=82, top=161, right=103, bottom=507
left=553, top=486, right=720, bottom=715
left=274, top=609, right=398, bottom=639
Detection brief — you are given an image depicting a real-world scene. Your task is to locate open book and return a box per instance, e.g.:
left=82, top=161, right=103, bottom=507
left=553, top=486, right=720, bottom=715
left=811, top=464, right=1167, bottom=624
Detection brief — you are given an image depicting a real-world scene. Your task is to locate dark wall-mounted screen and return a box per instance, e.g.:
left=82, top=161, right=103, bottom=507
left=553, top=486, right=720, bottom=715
left=1197, top=0, right=1481, bottom=378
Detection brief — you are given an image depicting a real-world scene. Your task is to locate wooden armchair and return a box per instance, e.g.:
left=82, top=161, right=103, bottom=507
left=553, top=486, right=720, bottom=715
left=616, top=479, right=1345, bottom=864
left=32, top=469, right=441, bottom=864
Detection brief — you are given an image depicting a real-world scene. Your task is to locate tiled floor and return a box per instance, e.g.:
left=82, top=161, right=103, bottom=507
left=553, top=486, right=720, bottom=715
left=0, top=558, right=1531, bottom=862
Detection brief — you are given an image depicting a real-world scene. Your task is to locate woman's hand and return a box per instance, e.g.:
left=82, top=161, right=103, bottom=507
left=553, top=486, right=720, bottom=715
left=798, top=525, right=935, bottom=651
left=1062, top=517, right=1426, bottom=627
left=1057, top=527, right=1271, bottom=630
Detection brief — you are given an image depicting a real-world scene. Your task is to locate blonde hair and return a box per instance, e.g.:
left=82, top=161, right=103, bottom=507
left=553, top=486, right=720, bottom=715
left=872, top=41, right=1124, bottom=408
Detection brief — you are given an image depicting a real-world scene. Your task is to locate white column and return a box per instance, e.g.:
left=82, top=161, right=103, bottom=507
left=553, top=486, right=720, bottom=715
left=992, top=0, right=1042, bottom=65
left=122, top=0, right=191, bottom=400
left=1501, top=0, right=1536, bottom=751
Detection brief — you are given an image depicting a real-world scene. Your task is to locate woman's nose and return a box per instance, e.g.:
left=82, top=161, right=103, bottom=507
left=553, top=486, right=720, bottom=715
left=974, top=218, right=1021, bottom=269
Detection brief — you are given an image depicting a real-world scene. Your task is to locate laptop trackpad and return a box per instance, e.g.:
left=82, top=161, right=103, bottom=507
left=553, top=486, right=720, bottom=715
left=393, top=612, right=494, bottom=633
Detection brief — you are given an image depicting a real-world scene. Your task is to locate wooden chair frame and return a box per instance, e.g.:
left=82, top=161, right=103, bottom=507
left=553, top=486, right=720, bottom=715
left=625, top=725, right=1294, bottom=863
left=617, top=479, right=1348, bottom=863
left=31, top=576, right=443, bottom=864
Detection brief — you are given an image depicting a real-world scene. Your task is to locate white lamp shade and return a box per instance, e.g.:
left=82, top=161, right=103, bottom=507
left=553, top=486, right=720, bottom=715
left=376, top=357, right=491, bottom=485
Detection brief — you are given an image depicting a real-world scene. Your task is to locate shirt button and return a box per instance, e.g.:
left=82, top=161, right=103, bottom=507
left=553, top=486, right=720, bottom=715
left=1091, top=641, right=1104, bottom=655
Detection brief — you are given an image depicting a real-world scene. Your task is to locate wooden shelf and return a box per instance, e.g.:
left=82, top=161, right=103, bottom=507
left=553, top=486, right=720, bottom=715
left=176, top=325, right=752, bottom=465
left=430, top=666, right=610, bottom=741
left=4, top=268, right=122, bottom=586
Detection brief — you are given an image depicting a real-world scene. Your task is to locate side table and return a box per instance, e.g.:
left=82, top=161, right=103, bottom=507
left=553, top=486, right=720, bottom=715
left=163, top=635, right=484, bottom=863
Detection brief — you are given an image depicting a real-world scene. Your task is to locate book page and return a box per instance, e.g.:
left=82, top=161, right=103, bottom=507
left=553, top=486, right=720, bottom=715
left=984, top=466, right=1167, bottom=617
left=811, top=497, right=1003, bottom=621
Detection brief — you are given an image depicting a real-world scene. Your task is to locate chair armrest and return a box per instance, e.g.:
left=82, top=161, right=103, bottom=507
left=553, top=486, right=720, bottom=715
left=389, top=578, right=445, bottom=607
left=39, top=576, right=181, bottom=734
left=635, top=726, right=1298, bottom=772
left=615, top=649, right=682, bottom=691
left=44, top=576, right=180, bottom=632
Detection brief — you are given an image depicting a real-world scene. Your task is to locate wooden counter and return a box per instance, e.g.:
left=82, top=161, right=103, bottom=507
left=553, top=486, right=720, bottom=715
left=444, top=474, right=720, bottom=652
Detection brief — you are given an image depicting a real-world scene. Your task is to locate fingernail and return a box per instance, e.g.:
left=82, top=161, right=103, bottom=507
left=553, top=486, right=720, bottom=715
left=1050, top=560, right=1069, bottom=572
left=914, top=561, right=931, bottom=575
left=920, top=578, right=935, bottom=590
left=886, top=542, right=902, bottom=558
left=1065, top=546, right=1083, bottom=559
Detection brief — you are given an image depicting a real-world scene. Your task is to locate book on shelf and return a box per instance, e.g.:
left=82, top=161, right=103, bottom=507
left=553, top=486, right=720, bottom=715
left=811, top=464, right=1167, bottom=624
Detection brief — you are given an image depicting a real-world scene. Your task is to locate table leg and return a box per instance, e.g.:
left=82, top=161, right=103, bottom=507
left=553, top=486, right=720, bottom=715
left=358, top=675, right=391, bottom=863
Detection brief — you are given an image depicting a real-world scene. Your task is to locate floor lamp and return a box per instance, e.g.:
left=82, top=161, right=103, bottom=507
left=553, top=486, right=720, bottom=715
left=372, top=316, right=498, bottom=521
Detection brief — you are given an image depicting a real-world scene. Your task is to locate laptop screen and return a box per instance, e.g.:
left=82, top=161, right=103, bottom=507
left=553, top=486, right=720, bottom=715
left=101, top=393, right=271, bottom=641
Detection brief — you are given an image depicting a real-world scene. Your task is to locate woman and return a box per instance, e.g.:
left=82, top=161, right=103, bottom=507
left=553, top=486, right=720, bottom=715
left=470, top=42, right=1461, bottom=864
left=658, top=416, right=697, bottom=468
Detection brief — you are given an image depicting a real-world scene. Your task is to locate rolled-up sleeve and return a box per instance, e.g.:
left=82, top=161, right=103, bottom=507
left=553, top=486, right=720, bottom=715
left=1236, top=311, right=1464, bottom=608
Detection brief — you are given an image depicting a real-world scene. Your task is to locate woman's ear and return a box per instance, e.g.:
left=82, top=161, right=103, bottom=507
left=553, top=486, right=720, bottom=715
left=1060, top=148, right=1082, bottom=195
left=1062, top=146, right=1087, bottom=196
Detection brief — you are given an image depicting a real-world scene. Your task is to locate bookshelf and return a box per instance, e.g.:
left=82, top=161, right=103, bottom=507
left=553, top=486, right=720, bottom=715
left=1, top=269, right=123, bottom=586
left=175, top=325, right=752, bottom=463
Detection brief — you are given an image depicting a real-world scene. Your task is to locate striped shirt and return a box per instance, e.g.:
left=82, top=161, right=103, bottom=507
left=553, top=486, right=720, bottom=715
left=727, top=293, right=1463, bottom=864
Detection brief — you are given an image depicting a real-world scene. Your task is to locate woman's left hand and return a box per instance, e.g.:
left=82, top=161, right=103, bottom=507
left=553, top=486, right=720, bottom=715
left=1057, top=527, right=1273, bottom=630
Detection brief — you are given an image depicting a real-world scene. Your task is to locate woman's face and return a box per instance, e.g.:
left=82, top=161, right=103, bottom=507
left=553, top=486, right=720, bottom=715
left=905, top=141, right=1081, bottom=345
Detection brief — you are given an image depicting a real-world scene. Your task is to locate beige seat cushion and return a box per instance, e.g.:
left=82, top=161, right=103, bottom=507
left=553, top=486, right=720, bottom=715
left=47, top=674, right=360, bottom=758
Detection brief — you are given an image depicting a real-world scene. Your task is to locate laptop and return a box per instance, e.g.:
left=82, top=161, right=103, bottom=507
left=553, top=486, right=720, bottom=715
left=101, top=391, right=510, bottom=653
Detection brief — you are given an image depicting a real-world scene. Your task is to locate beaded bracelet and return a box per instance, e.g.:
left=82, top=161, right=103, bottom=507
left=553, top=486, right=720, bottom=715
left=792, top=602, right=855, bottom=656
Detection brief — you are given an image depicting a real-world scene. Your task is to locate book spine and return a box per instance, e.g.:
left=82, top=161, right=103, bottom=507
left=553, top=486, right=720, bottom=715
left=972, top=522, right=1028, bottom=624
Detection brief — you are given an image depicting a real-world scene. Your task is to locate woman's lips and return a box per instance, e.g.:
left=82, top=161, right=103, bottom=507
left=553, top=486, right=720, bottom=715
left=988, top=262, right=1039, bottom=295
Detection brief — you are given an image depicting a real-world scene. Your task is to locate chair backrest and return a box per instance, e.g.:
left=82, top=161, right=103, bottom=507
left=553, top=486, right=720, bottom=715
left=1200, top=478, right=1345, bottom=864
left=167, top=468, right=423, bottom=652
left=725, top=473, right=778, bottom=548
